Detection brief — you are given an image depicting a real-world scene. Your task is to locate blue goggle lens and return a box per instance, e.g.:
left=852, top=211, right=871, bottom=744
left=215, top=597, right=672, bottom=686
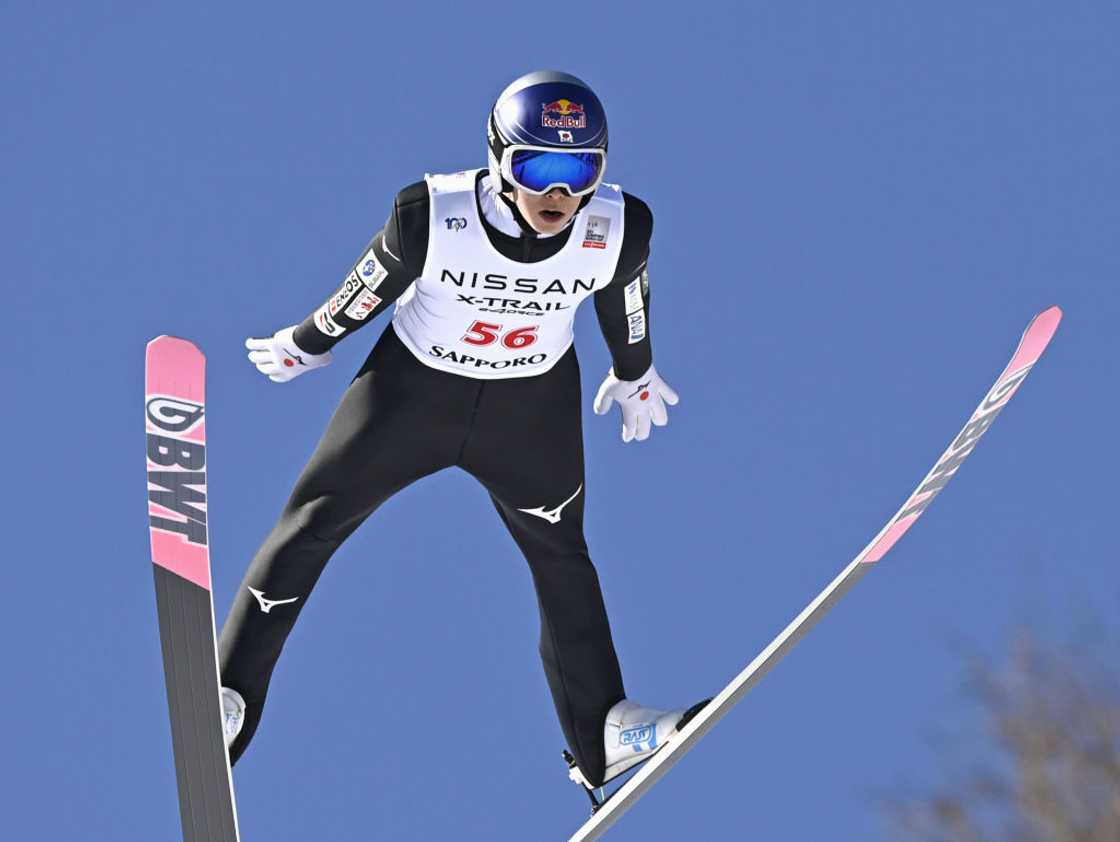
left=509, top=150, right=603, bottom=194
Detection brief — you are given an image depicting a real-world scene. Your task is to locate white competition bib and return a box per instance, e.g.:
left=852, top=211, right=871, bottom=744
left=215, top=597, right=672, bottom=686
left=391, top=169, right=625, bottom=379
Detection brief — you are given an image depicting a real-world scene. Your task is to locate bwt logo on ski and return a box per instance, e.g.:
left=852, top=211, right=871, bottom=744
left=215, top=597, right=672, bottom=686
left=620, top=724, right=656, bottom=752
left=146, top=396, right=204, bottom=434
left=894, top=363, right=1034, bottom=523
left=146, top=396, right=207, bottom=546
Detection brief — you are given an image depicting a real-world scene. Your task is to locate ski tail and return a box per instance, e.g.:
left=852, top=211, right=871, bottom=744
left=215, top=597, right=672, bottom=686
left=146, top=336, right=240, bottom=842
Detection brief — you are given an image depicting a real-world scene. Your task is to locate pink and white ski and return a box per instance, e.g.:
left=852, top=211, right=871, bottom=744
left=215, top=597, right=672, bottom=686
left=569, top=307, right=1063, bottom=841
left=146, top=336, right=240, bottom=842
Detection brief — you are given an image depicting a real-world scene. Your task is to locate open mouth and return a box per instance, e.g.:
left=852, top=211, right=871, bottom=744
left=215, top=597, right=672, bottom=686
left=539, top=209, right=566, bottom=223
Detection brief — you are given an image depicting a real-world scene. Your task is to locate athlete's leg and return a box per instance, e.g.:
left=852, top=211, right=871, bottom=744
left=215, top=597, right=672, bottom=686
left=219, top=329, right=476, bottom=763
left=460, top=350, right=625, bottom=787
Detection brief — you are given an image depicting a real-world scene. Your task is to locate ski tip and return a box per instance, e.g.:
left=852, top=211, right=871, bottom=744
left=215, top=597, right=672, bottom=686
left=147, top=335, right=199, bottom=350
left=146, top=335, right=205, bottom=362
left=1035, top=305, right=1063, bottom=327
left=1015, top=306, right=1062, bottom=365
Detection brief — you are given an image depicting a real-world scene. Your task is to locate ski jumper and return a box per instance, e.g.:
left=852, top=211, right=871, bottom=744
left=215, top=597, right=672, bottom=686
left=219, top=170, right=655, bottom=787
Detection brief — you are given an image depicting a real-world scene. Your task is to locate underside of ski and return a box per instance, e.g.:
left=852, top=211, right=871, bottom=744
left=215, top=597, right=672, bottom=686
left=146, top=336, right=240, bottom=842
left=568, top=306, right=1063, bottom=841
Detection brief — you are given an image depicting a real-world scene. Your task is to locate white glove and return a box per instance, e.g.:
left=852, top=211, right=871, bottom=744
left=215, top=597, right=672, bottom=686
left=245, top=326, right=332, bottom=383
left=593, top=365, right=679, bottom=443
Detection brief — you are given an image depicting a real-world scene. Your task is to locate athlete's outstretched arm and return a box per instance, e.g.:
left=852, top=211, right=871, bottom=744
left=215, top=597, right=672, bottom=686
left=292, top=181, right=430, bottom=353
left=592, top=192, right=654, bottom=382
left=245, top=183, right=430, bottom=381
left=591, top=193, right=678, bottom=442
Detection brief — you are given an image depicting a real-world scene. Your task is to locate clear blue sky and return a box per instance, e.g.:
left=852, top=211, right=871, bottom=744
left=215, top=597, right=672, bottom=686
left=3, top=2, right=1116, bottom=840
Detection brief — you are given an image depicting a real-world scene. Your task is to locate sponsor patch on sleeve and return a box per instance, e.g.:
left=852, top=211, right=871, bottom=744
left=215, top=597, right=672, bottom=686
left=358, top=249, right=388, bottom=290
left=344, top=288, right=382, bottom=321
left=627, top=310, right=647, bottom=344
left=328, top=272, right=365, bottom=316
left=624, top=277, right=643, bottom=315
left=314, top=303, right=343, bottom=337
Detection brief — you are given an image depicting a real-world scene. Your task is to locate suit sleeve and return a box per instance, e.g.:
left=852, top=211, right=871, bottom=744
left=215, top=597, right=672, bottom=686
left=291, top=181, right=430, bottom=355
left=593, top=192, right=654, bottom=381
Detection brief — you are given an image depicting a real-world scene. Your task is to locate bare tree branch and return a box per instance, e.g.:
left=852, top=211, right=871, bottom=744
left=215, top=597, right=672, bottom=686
left=883, top=629, right=1120, bottom=842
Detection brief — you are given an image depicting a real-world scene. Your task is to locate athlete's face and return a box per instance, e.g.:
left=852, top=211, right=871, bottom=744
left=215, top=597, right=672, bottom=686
left=511, top=187, right=582, bottom=235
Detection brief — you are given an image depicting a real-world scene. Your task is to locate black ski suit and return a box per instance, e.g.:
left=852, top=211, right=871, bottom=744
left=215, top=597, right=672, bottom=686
left=219, top=174, right=655, bottom=787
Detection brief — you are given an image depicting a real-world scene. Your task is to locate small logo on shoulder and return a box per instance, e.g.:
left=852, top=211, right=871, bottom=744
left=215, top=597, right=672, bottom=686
left=445, top=217, right=467, bottom=231
left=583, top=215, right=610, bottom=249
left=359, top=249, right=389, bottom=288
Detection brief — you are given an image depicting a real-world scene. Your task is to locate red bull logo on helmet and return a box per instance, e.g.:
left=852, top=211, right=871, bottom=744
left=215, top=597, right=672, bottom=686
left=541, top=99, right=587, bottom=130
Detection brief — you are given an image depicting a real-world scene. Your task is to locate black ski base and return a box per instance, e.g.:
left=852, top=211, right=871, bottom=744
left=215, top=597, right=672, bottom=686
left=153, top=565, right=239, bottom=842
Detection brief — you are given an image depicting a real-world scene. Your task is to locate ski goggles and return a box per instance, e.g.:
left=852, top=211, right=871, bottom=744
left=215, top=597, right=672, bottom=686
left=500, top=146, right=606, bottom=197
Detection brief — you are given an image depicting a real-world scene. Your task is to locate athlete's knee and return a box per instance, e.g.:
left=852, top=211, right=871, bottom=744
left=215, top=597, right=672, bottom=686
left=285, top=493, right=353, bottom=543
left=510, top=521, right=591, bottom=558
left=530, top=550, right=597, bottom=580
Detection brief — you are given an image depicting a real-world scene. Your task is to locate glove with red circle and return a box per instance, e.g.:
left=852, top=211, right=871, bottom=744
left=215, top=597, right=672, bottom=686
left=593, top=365, right=679, bottom=443
left=245, top=326, right=332, bottom=383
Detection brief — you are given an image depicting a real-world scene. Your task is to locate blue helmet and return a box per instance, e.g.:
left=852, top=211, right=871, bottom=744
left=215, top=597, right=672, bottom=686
left=487, top=70, right=609, bottom=198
